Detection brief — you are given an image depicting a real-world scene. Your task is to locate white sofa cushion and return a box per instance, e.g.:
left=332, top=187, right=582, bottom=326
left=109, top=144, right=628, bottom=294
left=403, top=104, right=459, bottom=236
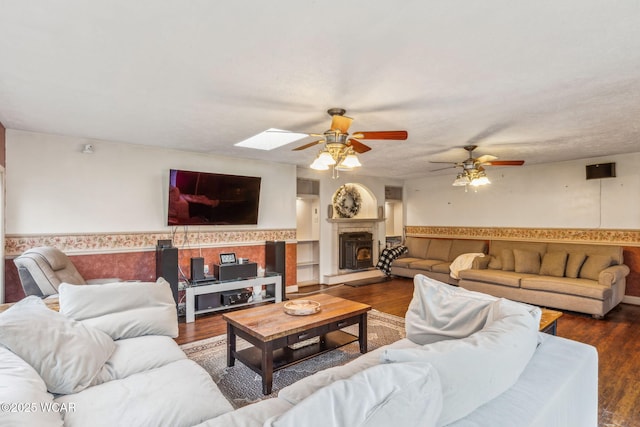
left=406, top=274, right=498, bottom=344
left=193, top=398, right=293, bottom=427
left=0, top=346, right=63, bottom=427
left=267, top=362, right=443, bottom=427
left=0, top=296, right=115, bottom=395
left=55, top=358, right=234, bottom=427
left=93, top=335, right=187, bottom=384
left=278, top=337, right=419, bottom=405
left=382, top=298, right=540, bottom=427
left=59, top=278, right=178, bottom=339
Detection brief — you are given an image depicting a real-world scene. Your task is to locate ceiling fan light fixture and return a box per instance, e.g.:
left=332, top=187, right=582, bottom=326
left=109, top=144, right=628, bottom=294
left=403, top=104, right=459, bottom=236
left=310, top=156, right=329, bottom=170
left=470, top=172, right=490, bottom=186
left=452, top=173, right=470, bottom=186
left=317, top=150, right=336, bottom=165
left=340, top=152, right=362, bottom=168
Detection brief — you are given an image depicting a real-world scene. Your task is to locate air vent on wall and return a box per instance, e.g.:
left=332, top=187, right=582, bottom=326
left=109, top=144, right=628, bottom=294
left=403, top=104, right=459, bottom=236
left=385, top=186, right=403, bottom=200
left=586, top=163, right=616, bottom=180
left=297, top=178, right=320, bottom=196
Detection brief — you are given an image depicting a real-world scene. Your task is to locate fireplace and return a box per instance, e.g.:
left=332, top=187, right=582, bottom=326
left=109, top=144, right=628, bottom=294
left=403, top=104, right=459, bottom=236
left=339, top=232, right=373, bottom=270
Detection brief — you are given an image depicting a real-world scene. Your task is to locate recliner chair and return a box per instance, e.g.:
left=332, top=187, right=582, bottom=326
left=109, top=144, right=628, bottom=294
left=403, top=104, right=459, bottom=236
left=13, top=246, right=120, bottom=298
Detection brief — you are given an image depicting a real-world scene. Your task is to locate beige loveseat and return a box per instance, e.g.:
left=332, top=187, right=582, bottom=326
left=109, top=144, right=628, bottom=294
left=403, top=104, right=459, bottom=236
left=458, top=240, right=630, bottom=318
left=390, top=237, right=488, bottom=284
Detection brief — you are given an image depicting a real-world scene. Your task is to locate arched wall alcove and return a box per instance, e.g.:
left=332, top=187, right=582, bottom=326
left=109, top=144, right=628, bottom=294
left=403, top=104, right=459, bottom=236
left=329, top=182, right=379, bottom=219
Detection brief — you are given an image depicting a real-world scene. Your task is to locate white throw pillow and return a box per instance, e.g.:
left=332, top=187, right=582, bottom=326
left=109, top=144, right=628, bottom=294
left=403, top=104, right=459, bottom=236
left=383, top=298, right=539, bottom=426
left=59, top=278, right=178, bottom=339
left=266, top=362, right=443, bottom=427
left=0, top=297, right=115, bottom=395
left=0, top=346, right=63, bottom=427
left=405, top=274, right=498, bottom=344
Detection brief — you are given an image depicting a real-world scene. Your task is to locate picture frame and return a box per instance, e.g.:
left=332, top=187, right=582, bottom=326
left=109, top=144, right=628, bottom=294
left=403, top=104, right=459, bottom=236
left=219, top=252, right=237, bottom=264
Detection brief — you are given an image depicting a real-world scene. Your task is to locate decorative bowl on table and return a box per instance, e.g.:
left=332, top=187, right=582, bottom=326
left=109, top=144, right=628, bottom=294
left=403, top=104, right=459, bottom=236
left=283, top=299, right=321, bottom=316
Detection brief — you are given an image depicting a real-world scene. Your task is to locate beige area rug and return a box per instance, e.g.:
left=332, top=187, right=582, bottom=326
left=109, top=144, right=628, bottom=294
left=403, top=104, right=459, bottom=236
left=180, top=310, right=406, bottom=408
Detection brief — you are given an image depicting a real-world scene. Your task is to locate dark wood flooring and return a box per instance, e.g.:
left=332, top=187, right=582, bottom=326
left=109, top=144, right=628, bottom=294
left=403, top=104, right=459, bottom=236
left=176, top=277, right=640, bottom=427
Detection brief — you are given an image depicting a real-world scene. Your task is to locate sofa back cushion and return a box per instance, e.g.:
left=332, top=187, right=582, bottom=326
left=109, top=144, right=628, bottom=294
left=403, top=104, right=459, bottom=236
left=448, top=239, right=488, bottom=261
left=489, top=240, right=547, bottom=258
left=406, top=274, right=497, bottom=345
left=405, top=237, right=430, bottom=259
left=426, top=239, right=453, bottom=261
left=539, top=251, right=568, bottom=277
left=382, top=298, right=540, bottom=427
left=579, top=255, right=613, bottom=280
left=0, top=346, right=63, bottom=427
left=267, top=361, right=443, bottom=427
left=550, top=242, right=623, bottom=265
left=59, top=278, right=178, bottom=340
left=565, top=252, right=587, bottom=278
left=501, top=249, right=516, bottom=271
left=0, top=296, right=115, bottom=395
left=513, top=249, right=541, bottom=274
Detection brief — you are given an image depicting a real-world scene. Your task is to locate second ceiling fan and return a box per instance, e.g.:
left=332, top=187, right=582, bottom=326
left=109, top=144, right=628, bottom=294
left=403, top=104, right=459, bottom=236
left=431, top=145, right=525, bottom=187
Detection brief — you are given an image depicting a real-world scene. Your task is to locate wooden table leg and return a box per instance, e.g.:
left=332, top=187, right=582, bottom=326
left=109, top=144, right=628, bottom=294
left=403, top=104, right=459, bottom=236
left=261, top=341, right=274, bottom=395
left=227, top=323, right=236, bottom=367
left=359, top=313, right=368, bottom=353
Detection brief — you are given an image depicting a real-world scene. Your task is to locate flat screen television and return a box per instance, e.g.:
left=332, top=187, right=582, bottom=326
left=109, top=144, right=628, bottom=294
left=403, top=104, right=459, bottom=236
left=167, top=169, right=261, bottom=226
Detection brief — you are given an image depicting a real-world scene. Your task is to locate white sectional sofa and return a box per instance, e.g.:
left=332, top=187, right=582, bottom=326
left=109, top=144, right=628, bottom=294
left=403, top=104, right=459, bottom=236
left=0, top=276, right=598, bottom=427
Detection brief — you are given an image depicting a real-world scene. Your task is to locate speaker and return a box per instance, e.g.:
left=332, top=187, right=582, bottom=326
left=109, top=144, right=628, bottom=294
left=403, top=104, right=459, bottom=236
left=213, top=262, right=258, bottom=281
left=586, top=162, right=616, bottom=180
left=190, top=257, right=205, bottom=282
left=195, top=293, right=221, bottom=311
left=265, top=240, right=286, bottom=301
left=156, top=244, right=179, bottom=307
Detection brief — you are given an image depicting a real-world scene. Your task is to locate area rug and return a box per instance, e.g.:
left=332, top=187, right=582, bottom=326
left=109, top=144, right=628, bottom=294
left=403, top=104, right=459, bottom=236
left=180, top=310, right=406, bottom=408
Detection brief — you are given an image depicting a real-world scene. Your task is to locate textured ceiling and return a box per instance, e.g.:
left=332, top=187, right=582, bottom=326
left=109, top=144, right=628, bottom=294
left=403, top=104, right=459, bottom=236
left=1, top=1, right=639, bottom=179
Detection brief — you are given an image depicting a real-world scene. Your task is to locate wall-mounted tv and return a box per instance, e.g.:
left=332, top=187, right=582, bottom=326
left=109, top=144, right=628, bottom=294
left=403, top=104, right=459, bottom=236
left=168, top=169, right=261, bottom=226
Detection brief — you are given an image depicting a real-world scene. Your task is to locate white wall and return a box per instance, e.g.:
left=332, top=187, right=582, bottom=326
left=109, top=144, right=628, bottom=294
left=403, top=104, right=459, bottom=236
left=6, top=130, right=297, bottom=234
left=405, top=152, right=640, bottom=229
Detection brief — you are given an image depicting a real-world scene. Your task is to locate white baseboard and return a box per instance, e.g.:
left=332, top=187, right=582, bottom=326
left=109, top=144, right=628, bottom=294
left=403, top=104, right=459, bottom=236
left=622, top=295, right=640, bottom=306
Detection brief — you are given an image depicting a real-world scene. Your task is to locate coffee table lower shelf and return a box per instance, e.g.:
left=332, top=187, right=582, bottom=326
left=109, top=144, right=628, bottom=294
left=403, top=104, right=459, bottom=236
left=233, top=330, right=358, bottom=375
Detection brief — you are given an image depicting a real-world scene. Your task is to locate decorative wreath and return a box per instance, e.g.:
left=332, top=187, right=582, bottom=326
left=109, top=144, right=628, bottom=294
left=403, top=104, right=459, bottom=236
left=332, top=185, right=362, bottom=218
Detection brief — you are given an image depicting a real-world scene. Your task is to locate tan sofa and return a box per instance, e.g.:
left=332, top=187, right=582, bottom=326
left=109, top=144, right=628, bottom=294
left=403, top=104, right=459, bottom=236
left=390, top=237, right=488, bottom=285
left=458, top=240, right=630, bottom=318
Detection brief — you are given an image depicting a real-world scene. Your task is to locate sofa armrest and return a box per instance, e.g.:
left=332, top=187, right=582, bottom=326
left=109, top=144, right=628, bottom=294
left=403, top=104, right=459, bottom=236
left=472, top=255, right=491, bottom=270
left=599, top=264, right=630, bottom=287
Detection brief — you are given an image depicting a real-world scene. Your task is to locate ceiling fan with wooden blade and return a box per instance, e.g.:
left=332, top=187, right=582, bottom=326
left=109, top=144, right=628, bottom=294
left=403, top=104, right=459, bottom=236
left=291, top=108, right=408, bottom=153
left=430, top=145, right=525, bottom=172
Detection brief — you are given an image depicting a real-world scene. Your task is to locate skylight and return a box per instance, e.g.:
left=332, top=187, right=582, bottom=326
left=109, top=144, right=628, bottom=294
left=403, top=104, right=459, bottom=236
left=234, top=128, right=308, bottom=151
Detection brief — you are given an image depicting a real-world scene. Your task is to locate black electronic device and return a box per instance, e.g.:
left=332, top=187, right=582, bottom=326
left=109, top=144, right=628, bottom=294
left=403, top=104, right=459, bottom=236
left=190, top=257, right=205, bottom=281
left=265, top=240, right=286, bottom=301
left=157, top=239, right=173, bottom=248
left=156, top=244, right=179, bottom=307
left=195, top=293, right=221, bottom=311
left=213, top=262, right=258, bottom=281
left=586, top=162, right=616, bottom=180
left=221, top=290, right=252, bottom=306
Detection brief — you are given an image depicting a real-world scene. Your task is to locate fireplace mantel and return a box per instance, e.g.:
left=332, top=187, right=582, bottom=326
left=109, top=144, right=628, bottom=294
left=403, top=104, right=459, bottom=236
left=326, top=218, right=385, bottom=223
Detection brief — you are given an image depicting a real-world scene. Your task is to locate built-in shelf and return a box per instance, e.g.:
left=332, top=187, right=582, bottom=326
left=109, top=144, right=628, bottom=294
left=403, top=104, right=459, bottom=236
left=296, top=192, right=320, bottom=287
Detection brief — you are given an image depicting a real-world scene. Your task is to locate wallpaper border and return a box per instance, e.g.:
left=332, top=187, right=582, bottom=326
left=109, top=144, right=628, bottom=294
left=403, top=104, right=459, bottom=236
left=5, top=229, right=297, bottom=257
left=405, top=226, right=640, bottom=246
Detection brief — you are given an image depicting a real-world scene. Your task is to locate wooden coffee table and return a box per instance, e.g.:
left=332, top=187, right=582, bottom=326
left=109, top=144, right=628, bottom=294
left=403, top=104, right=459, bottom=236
left=222, top=294, right=371, bottom=394
left=539, top=308, right=563, bottom=335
